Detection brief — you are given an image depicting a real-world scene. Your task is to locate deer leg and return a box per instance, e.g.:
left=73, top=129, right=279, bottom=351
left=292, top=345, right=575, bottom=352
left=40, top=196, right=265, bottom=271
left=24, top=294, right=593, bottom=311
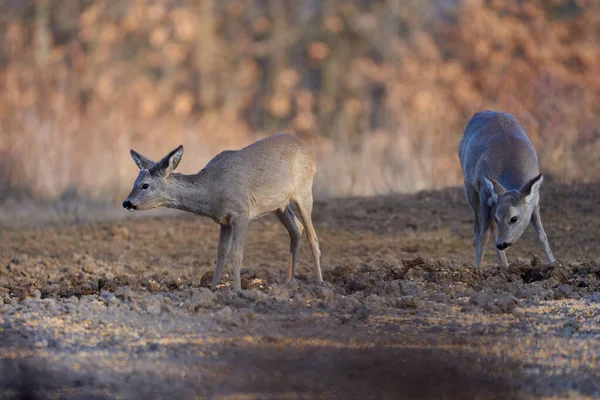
left=474, top=199, right=492, bottom=268
left=531, top=205, right=555, bottom=264
left=211, top=224, right=232, bottom=290
left=496, top=249, right=508, bottom=267
left=474, top=228, right=489, bottom=268
left=230, top=216, right=249, bottom=292
left=276, top=205, right=302, bottom=283
left=465, top=185, right=482, bottom=267
left=490, top=221, right=508, bottom=267
left=293, top=191, right=323, bottom=282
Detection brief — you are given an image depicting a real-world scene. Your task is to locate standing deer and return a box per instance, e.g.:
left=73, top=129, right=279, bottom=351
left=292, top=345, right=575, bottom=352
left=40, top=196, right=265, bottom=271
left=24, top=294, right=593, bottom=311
left=458, top=110, right=555, bottom=268
left=122, top=133, right=323, bottom=292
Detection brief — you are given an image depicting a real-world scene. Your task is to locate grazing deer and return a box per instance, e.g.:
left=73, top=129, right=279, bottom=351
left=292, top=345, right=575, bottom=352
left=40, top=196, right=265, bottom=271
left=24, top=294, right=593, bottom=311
left=458, top=110, right=555, bottom=268
left=122, top=133, right=323, bottom=292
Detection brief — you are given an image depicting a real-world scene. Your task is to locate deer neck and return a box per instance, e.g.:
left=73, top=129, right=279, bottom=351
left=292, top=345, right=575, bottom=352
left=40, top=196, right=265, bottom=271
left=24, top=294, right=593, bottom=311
left=165, top=172, right=214, bottom=217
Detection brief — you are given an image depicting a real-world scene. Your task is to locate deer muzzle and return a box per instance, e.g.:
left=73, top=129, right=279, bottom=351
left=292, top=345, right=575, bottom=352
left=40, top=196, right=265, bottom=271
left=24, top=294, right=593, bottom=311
left=122, top=200, right=136, bottom=210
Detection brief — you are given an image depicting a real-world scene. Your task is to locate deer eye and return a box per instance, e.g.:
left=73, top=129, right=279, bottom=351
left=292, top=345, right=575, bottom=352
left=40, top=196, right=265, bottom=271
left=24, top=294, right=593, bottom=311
left=142, top=183, right=149, bottom=190
left=509, top=216, right=518, bottom=224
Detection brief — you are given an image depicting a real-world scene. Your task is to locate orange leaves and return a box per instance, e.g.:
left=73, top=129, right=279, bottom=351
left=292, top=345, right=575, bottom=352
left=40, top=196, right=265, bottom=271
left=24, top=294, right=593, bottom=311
left=149, top=26, right=169, bottom=47
left=235, top=58, right=260, bottom=88
left=276, top=69, right=299, bottom=90
left=323, top=16, right=343, bottom=33
left=170, top=8, right=198, bottom=41
left=308, top=42, right=330, bottom=63
left=266, top=95, right=291, bottom=118
left=252, top=16, right=271, bottom=34
left=173, top=92, right=195, bottom=117
left=0, top=0, right=599, bottom=199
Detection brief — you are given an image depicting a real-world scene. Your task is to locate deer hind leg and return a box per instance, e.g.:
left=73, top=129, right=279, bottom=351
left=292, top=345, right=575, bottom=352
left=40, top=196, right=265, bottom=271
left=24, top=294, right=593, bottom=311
left=293, top=190, right=323, bottom=282
left=211, top=224, right=232, bottom=290
left=229, top=215, right=249, bottom=292
left=276, top=205, right=303, bottom=282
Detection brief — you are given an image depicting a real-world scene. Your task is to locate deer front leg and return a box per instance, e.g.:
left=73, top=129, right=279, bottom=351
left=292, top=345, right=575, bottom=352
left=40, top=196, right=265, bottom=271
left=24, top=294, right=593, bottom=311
left=465, top=185, right=485, bottom=268
left=230, top=216, right=249, bottom=292
left=211, top=224, right=232, bottom=290
left=474, top=199, right=492, bottom=268
left=531, top=205, right=555, bottom=264
left=496, top=247, right=508, bottom=268
left=490, top=221, right=508, bottom=267
left=474, top=229, right=489, bottom=268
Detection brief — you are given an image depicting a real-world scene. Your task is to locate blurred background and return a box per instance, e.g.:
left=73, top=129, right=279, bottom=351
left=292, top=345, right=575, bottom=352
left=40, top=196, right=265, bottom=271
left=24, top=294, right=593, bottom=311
left=0, top=0, right=598, bottom=204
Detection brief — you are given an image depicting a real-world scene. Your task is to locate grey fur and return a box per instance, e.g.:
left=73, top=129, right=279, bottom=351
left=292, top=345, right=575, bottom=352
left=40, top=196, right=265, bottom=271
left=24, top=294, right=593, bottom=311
left=458, top=110, right=555, bottom=267
left=123, top=133, right=323, bottom=291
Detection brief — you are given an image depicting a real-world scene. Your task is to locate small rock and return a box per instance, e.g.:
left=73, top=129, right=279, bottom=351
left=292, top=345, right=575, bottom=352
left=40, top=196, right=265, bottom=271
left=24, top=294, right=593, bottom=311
left=217, top=306, right=234, bottom=318
left=339, top=295, right=361, bottom=310
left=397, top=296, right=420, bottom=309
left=404, top=267, right=425, bottom=283
left=554, top=284, right=576, bottom=300
left=400, top=281, right=422, bottom=296
left=314, top=286, right=335, bottom=303
left=343, top=277, right=368, bottom=294
left=200, top=271, right=215, bottom=288
left=100, top=290, right=119, bottom=308
left=190, top=288, right=218, bottom=311
left=372, top=281, right=401, bottom=297
left=270, top=285, right=291, bottom=302
left=108, top=296, right=120, bottom=308
left=146, top=301, right=162, bottom=315
left=109, top=226, right=130, bottom=239
left=100, top=290, right=112, bottom=301
left=74, top=284, right=93, bottom=296
left=469, top=291, right=519, bottom=314
left=115, top=286, right=133, bottom=301
left=351, top=305, right=370, bottom=321
left=65, top=295, right=80, bottom=304
left=41, top=298, right=57, bottom=312
left=548, top=262, right=570, bottom=283
left=147, top=280, right=160, bottom=294
left=66, top=303, right=78, bottom=314
left=237, top=289, right=267, bottom=302
left=82, top=261, right=96, bottom=274
left=365, top=294, right=388, bottom=313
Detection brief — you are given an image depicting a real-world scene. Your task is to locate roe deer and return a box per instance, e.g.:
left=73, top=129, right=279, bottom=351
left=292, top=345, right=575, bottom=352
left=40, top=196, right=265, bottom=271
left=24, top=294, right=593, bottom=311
left=122, top=133, right=323, bottom=292
left=458, top=110, right=555, bottom=268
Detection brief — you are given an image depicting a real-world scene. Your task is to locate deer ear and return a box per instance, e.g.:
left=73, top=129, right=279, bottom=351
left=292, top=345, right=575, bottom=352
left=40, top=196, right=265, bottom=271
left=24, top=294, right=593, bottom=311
left=483, top=175, right=506, bottom=206
left=157, top=145, right=184, bottom=177
left=130, top=149, right=155, bottom=170
left=521, top=173, right=543, bottom=204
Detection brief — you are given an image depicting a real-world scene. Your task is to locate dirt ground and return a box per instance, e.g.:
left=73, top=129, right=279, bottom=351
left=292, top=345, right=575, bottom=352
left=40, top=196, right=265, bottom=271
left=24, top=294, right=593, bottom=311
left=0, top=181, right=599, bottom=399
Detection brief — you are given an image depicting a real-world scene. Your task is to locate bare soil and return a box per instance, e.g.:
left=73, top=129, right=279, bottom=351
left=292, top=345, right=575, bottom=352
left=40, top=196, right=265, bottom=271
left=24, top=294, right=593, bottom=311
left=0, top=182, right=599, bottom=399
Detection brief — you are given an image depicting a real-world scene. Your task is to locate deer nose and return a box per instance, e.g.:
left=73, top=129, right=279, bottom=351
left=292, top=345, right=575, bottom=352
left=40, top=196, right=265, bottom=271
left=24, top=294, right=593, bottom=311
left=122, top=200, right=133, bottom=210
left=496, top=242, right=512, bottom=250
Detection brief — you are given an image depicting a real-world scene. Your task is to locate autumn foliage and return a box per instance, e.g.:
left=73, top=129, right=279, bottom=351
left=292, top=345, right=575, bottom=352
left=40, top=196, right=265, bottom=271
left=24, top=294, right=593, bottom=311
left=0, top=0, right=598, bottom=201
